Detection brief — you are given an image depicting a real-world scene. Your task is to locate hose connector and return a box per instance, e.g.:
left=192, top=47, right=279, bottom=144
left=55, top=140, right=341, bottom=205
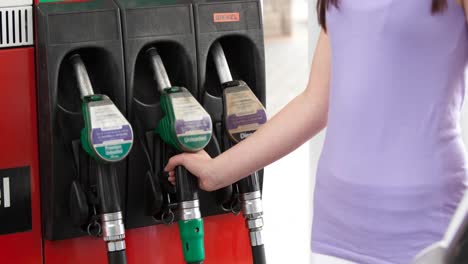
left=241, top=191, right=264, bottom=247
left=180, top=200, right=202, bottom=221
left=102, top=212, right=126, bottom=252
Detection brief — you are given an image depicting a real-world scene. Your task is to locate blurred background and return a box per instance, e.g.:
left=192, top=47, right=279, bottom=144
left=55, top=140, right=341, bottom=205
left=262, top=1, right=468, bottom=264
left=261, top=1, right=322, bottom=264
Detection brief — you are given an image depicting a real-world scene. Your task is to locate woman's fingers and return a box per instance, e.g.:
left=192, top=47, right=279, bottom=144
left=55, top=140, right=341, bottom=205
left=164, top=154, right=186, bottom=172
left=164, top=150, right=215, bottom=189
left=168, top=177, right=176, bottom=185
left=168, top=171, right=176, bottom=185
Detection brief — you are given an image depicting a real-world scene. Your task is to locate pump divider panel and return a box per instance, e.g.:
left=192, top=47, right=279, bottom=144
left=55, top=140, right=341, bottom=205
left=36, top=0, right=127, bottom=240
left=193, top=0, right=266, bottom=189
left=114, top=0, right=196, bottom=229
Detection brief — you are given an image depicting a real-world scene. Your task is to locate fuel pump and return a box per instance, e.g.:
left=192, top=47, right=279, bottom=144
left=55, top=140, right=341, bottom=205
left=210, top=42, right=267, bottom=264
left=146, top=47, right=212, bottom=264
left=70, top=54, right=132, bottom=264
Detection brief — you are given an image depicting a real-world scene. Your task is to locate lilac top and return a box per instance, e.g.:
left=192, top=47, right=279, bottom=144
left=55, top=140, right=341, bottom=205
left=311, top=1, right=468, bottom=263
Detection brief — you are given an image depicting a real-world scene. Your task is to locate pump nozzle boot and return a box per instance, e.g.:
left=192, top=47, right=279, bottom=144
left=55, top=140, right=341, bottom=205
left=210, top=41, right=267, bottom=264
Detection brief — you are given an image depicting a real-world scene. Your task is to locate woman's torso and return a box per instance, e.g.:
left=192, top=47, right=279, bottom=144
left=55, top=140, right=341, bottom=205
left=312, top=1, right=468, bottom=263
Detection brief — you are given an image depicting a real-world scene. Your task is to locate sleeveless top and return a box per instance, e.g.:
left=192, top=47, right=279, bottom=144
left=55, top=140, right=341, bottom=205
left=311, top=1, right=468, bottom=263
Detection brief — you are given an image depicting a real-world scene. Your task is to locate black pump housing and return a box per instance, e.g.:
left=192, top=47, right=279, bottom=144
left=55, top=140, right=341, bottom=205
left=193, top=0, right=266, bottom=188
left=36, top=0, right=127, bottom=240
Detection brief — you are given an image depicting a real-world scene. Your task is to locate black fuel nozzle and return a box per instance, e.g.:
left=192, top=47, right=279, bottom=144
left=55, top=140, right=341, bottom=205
left=70, top=54, right=130, bottom=264
left=210, top=41, right=267, bottom=264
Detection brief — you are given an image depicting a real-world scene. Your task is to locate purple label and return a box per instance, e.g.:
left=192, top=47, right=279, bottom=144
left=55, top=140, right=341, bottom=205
left=227, top=110, right=267, bottom=130
left=175, top=117, right=212, bottom=135
left=91, top=125, right=133, bottom=145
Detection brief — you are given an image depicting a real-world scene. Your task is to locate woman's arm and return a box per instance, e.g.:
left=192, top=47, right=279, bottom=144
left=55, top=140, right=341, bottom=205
left=463, top=0, right=468, bottom=19
left=166, top=30, right=332, bottom=191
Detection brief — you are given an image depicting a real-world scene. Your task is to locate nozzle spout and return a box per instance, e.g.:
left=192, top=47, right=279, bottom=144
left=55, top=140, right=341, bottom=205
left=147, top=47, right=172, bottom=93
left=211, top=42, right=233, bottom=84
left=70, top=54, right=94, bottom=99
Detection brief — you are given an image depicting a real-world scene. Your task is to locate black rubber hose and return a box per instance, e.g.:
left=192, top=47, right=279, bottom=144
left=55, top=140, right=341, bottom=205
left=96, top=163, right=121, bottom=214
left=176, top=166, right=199, bottom=202
left=207, top=134, right=233, bottom=206
left=252, top=245, right=266, bottom=264
left=238, top=171, right=261, bottom=194
left=107, top=250, right=127, bottom=264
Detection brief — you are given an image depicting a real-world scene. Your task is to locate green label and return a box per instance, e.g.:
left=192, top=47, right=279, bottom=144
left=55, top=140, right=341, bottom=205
left=170, top=92, right=212, bottom=151
left=83, top=97, right=134, bottom=163
left=178, top=133, right=212, bottom=150
left=95, top=143, right=132, bottom=161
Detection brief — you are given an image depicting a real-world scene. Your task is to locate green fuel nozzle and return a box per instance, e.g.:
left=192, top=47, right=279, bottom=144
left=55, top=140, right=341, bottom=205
left=147, top=47, right=212, bottom=264
left=70, top=54, right=133, bottom=163
left=211, top=42, right=267, bottom=264
left=70, top=54, right=132, bottom=264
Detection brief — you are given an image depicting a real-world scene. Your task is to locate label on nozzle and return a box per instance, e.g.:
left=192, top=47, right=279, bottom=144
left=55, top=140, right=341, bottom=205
left=170, top=92, right=212, bottom=151
left=224, top=83, right=267, bottom=143
left=87, top=98, right=133, bottom=162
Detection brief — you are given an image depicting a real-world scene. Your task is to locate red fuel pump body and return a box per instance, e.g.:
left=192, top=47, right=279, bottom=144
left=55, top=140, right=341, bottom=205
left=0, top=47, right=42, bottom=263
left=45, top=214, right=252, bottom=264
left=0, top=44, right=254, bottom=264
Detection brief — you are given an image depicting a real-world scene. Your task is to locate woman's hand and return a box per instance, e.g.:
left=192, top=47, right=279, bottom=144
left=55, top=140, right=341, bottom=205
left=165, top=150, right=225, bottom=192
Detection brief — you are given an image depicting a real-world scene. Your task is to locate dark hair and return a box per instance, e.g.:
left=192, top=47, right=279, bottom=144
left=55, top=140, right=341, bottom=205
left=317, top=0, right=448, bottom=30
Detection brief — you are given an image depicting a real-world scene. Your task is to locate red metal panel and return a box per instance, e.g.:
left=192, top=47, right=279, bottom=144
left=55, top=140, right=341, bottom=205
left=45, top=214, right=252, bottom=264
left=0, top=47, right=42, bottom=263
left=125, top=214, right=253, bottom=264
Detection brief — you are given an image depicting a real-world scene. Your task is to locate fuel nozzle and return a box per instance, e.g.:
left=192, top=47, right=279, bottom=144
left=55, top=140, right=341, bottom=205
left=211, top=41, right=267, bottom=264
left=147, top=47, right=212, bottom=264
left=70, top=54, right=132, bottom=264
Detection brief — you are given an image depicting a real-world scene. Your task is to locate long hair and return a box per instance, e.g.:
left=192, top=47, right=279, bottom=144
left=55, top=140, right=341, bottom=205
left=317, top=0, right=448, bottom=30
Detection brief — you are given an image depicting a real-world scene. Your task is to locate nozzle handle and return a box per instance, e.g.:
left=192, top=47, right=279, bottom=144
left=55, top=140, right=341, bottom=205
left=70, top=54, right=94, bottom=98
left=96, top=163, right=122, bottom=214
left=238, top=171, right=261, bottom=194
left=107, top=250, right=127, bottom=264
left=147, top=47, right=172, bottom=93
left=176, top=166, right=199, bottom=202
left=211, top=42, right=234, bottom=84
